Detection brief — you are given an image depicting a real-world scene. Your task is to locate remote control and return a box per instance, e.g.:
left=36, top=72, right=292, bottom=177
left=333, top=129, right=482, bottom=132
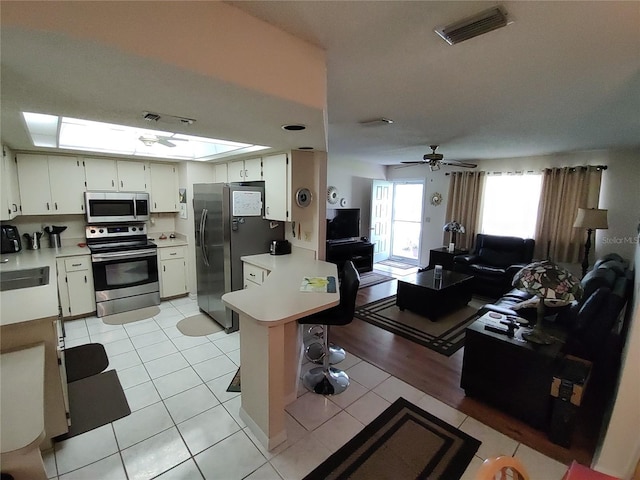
left=484, top=324, right=509, bottom=335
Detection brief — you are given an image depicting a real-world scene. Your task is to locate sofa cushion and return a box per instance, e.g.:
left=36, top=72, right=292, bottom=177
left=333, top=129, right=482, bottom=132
left=477, top=247, right=523, bottom=268
left=469, top=264, right=506, bottom=277
left=581, top=268, right=617, bottom=298
left=596, top=259, right=627, bottom=275
left=572, top=287, right=610, bottom=335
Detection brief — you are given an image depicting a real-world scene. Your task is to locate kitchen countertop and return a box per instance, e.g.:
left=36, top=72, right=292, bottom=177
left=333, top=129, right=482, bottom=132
left=150, top=234, right=188, bottom=248
left=1, top=242, right=91, bottom=327
left=224, top=253, right=339, bottom=325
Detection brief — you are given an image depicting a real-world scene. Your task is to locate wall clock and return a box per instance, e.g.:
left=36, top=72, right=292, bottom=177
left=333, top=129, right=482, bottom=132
left=295, top=188, right=312, bottom=208
left=327, top=186, right=339, bottom=204
left=430, top=192, right=442, bottom=206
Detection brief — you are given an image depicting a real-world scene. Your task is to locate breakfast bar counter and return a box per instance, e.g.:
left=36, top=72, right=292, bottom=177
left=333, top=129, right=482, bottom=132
left=222, top=253, right=339, bottom=450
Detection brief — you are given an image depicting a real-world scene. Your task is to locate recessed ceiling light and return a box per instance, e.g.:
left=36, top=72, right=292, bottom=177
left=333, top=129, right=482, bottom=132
left=281, top=124, right=306, bottom=131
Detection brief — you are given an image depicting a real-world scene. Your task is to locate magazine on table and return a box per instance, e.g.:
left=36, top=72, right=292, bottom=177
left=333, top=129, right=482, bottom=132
left=300, top=276, right=337, bottom=293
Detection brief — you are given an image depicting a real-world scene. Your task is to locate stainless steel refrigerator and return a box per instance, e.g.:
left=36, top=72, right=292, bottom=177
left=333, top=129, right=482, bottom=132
left=193, top=183, right=284, bottom=332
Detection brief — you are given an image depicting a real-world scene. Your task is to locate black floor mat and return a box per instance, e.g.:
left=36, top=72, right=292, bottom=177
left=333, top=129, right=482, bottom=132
left=65, top=343, right=109, bottom=383
left=57, top=370, right=130, bottom=440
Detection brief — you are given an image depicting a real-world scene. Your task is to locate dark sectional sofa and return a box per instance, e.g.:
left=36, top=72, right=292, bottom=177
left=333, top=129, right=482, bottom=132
left=481, top=253, right=633, bottom=363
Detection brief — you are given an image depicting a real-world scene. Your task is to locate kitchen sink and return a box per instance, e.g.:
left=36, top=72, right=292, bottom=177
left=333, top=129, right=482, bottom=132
left=0, top=266, right=50, bottom=292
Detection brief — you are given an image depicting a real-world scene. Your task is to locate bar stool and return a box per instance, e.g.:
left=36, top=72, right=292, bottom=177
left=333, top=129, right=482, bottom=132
left=298, top=261, right=360, bottom=395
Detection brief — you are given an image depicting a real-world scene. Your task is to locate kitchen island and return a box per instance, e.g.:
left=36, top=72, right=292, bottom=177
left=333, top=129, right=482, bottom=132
left=222, top=253, right=339, bottom=450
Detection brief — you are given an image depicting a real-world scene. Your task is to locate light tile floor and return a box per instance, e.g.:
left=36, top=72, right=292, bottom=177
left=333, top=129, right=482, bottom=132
left=45, top=296, right=569, bottom=479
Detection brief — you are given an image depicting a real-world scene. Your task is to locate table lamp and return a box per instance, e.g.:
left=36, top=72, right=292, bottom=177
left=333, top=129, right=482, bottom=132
left=573, top=208, right=608, bottom=278
left=443, top=221, right=465, bottom=252
left=512, top=260, right=583, bottom=345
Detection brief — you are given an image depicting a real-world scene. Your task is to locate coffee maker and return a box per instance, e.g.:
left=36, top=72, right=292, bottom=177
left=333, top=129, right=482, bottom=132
left=1, top=225, right=22, bottom=253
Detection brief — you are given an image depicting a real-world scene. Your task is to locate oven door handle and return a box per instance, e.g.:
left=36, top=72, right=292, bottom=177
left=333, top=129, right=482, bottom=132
left=92, top=249, right=157, bottom=262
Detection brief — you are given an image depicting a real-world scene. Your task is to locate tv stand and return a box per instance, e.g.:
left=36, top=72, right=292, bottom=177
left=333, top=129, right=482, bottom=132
left=326, top=240, right=374, bottom=275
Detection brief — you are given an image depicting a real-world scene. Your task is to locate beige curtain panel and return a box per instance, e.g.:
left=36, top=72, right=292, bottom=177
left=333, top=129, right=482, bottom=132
left=445, top=171, right=485, bottom=250
left=534, top=166, right=603, bottom=262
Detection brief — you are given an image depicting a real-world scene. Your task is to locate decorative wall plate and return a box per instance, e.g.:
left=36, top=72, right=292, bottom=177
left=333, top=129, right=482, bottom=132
left=295, top=188, right=312, bottom=208
left=430, top=192, right=442, bottom=206
left=339, top=198, right=347, bottom=207
left=327, top=186, right=339, bottom=204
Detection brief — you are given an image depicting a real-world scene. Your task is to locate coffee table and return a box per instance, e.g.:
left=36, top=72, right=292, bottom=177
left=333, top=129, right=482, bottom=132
left=396, top=269, right=473, bottom=320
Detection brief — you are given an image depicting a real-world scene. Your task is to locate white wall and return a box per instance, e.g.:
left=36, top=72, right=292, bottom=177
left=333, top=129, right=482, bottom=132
left=326, top=157, right=386, bottom=242
left=593, top=240, right=640, bottom=478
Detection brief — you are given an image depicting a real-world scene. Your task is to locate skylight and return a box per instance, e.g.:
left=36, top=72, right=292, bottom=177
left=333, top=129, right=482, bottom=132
left=22, top=113, right=270, bottom=161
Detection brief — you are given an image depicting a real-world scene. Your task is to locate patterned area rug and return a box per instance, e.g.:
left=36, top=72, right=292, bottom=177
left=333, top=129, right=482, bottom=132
left=354, top=295, right=479, bottom=356
left=358, top=271, right=395, bottom=289
left=304, top=397, right=480, bottom=479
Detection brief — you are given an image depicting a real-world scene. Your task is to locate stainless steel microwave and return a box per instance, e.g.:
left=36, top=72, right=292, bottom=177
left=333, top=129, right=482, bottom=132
left=85, top=192, right=150, bottom=224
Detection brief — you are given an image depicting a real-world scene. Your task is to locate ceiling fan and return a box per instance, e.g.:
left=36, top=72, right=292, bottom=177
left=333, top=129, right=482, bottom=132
left=401, top=145, right=477, bottom=171
left=138, top=133, right=188, bottom=148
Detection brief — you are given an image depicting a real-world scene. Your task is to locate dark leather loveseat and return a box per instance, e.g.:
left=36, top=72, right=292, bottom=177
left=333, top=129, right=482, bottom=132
left=453, top=234, right=535, bottom=298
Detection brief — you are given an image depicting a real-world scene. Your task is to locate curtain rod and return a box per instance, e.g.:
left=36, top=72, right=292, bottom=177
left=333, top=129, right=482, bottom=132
left=444, top=165, right=608, bottom=176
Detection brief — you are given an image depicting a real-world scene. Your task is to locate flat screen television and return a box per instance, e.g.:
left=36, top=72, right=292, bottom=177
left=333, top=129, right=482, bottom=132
left=327, top=208, right=360, bottom=241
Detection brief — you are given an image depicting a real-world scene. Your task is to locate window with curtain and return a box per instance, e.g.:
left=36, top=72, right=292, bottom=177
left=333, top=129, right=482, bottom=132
left=479, top=174, right=543, bottom=238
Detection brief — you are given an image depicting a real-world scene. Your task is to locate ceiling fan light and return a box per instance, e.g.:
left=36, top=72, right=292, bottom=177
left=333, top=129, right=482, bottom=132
left=429, top=163, right=441, bottom=172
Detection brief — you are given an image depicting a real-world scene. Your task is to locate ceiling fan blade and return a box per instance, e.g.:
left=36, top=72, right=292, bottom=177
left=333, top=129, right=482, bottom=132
left=400, top=161, right=425, bottom=165
left=441, top=160, right=477, bottom=168
left=157, top=138, right=177, bottom=147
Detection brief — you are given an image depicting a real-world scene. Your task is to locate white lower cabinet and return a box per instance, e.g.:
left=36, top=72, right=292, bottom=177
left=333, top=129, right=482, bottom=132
left=159, top=246, right=187, bottom=298
left=56, top=255, right=96, bottom=318
left=243, top=262, right=269, bottom=289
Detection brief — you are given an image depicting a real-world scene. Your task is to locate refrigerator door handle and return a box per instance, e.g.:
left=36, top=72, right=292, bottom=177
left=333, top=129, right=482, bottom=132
left=201, top=208, right=210, bottom=267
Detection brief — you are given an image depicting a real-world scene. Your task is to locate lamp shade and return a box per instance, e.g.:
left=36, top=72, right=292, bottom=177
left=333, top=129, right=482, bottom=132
left=443, top=221, right=465, bottom=234
left=573, top=208, right=608, bottom=229
left=512, top=260, right=583, bottom=304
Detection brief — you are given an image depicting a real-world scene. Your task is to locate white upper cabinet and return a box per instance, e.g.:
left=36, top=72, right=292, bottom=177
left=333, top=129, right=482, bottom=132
left=84, top=157, right=118, bottom=191
left=263, top=153, right=290, bottom=221
left=48, top=156, right=86, bottom=214
left=150, top=163, right=178, bottom=212
left=228, top=157, right=262, bottom=182
left=84, top=158, right=148, bottom=192
left=117, top=160, right=148, bottom=192
left=17, top=154, right=85, bottom=215
left=1, top=146, right=21, bottom=220
left=213, top=162, right=228, bottom=183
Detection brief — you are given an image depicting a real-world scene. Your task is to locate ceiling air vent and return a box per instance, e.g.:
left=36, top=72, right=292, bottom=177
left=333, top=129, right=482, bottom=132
left=435, top=6, right=510, bottom=45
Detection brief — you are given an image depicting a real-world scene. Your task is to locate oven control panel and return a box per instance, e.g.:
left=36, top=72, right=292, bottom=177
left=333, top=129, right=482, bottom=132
left=86, top=223, right=147, bottom=240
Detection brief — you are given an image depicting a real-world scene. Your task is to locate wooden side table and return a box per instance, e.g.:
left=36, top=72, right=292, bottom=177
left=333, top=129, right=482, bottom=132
left=428, top=247, right=468, bottom=270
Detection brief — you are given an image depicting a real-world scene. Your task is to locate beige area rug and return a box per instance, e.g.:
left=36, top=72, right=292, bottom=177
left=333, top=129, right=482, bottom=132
left=354, top=295, right=479, bottom=356
left=304, top=397, right=480, bottom=479
left=177, top=313, right=224, bottom=337
left=101, top=306, right=160, bottom=325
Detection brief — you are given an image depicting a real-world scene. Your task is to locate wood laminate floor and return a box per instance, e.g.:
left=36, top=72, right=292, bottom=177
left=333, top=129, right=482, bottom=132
left=330, top=268, right=607, bottom=466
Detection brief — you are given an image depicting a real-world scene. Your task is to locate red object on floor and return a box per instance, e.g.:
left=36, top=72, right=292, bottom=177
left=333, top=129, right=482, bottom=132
left=562, top=461, right=622, bottom=480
